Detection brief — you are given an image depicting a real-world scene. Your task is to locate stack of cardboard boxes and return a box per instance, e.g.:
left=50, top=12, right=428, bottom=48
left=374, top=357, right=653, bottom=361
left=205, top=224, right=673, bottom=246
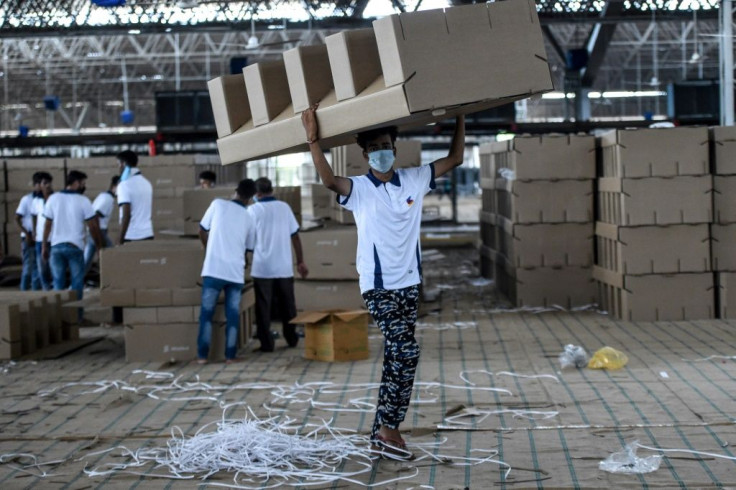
left=100, top=240, right=256, bottom=361
left=593, top=127, right=714, bottom=321
left=711, top=127, right=736, bottom=318
left=478, top=135, right=596, bottom=308
left=310, top=183, right=332, bottom=220
left=0, top=290, right=79, bottom=360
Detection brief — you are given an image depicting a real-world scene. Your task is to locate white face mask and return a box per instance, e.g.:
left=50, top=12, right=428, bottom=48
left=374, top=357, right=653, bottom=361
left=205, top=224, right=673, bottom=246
left=368, top=149, right=395, bottom=173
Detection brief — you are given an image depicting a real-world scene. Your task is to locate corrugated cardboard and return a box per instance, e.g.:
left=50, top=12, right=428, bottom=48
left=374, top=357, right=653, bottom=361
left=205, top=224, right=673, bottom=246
left=493, top=178, right=593, bottom=224
left=711, top=224, right=736, bottom=271
left=136, top=289, right=173, bottom=307
left=152, top=197, right=184, bottom=222
left=599, top=127, right=709, bottom=178
left=716, top=272, right=736, bottom=318
left=594, top=267, right=714, bottom=321
left=291, top=309, right=370, bottom=362
left=124, top=306, right=196, bottom=325
left=713, top=176, right=736, bottom=224
left=493, top=214, right=593, bottom=268
left=712, top=126, right=736, bottom=175
left=208, top=74, right=251, bottom=138
left=6, top=159, right=65, bottom=192
left=124, top=323, right=226, bottom=362
left=330, top=206, right=355, bottom=225
left=326, top=29, right=382, bottom=102
left=598, top=176, right=713, bottom=226
left=482, top=134, right=595, bottom=181
left=172, top=288, right=202, bottom=306
left=66, top=157, right=117, bottom=191
left=294, top=280, right=364, bottom=312
left=310, top=183, right=333, bottom=218
left=244, top=60, right=292, bottom=127
left=100, top=288, right=136, bottom=307
left=0, top=303, right=21, bottom=359
left=596, top=222, right=711, bottom=275
left=272, top=186, right=302, bottom=215
left=138, top=165, right=195, bottom=191
left=374, top=1, right=551, bottom=113
left=297, top=226, right=358, bottom=280
left=183, top=188, right=233, bottom=223
left=283, top=44, right=333, bottom=113
left=479, top=211, right=496, bottom=250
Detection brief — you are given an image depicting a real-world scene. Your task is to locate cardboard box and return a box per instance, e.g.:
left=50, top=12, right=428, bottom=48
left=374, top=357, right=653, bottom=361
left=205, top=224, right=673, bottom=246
left=711, top=224, right=736, bottom=271
left=326, top=29, right=382, bottom=102
left=284, top=44, right=334, bottom=113
left=208, top=74, right=251, bottom=138
left=272, top=186, right=302, bottom=215
left=310, top=183, right=333, bottom=218
left=137, top=161, right=196, bottom=191
left=294, top=280, right=365, bottom=312
left=596, top=222, right=711, bottom=275
left=124, top=306, right=196, bottom=325
left=172, top=287, right=202, bottom=306
left=481, top=188, right=494, bottom=213
left=494, top=214, right=593, bottom=268
left=100, top=241, right=204, bottom=290
left=291, top=310, right=370, bottom=362
left=124, top=322, right=226, bottom=362
left=481, top=134, right=596, bottom=181
left=66, top=157, right=118, bottom=191
left=183, top=188, right=234, bottom=224
left=493, top=178, right=593, bottom=224
left=711, top=126, right=736, bottom=175
left=717, top=272, right=736, bottom=318
left=714, top=176, right=736, bottom=224
left=100, top=288, right=136, bottom=307
left=6, top=159, right=65, bottom=192
left=298, top=226, right=358, bottom=280
left=599, top=127, right=709, bottom=178
left=598, top=176, right=712, bottom=226
left=330, top=206, right=355, bottom=225
left=594, top=267, right=714, bottom=322
left=479, top=211, right=496, bottom=250
left=0, top=303, right=21, bottom=359
left=244, top=60, right=291, bottom=127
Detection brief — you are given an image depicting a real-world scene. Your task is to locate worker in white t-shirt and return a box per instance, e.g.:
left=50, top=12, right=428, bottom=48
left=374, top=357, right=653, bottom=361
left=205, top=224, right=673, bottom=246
left=197, top=179, right=257, bottom=364
left=42, top=170, right=104, bottom=311
left=15, top=172, right=42, bottom=290
left=302, top=105, right=465, bottom=461
left=198, top=170, right=216, bottom=189
left=248, top=177, right=308, bottom=352
left=84, top=175, right=119, bottom=275
left=31, top=172, right=54, bottom=290
left=115, top=150, right=153, bottom=244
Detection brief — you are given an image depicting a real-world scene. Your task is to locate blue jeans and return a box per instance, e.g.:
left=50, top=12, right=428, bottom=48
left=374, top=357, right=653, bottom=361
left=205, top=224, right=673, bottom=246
left=198, top=276, right=243, bottom=360
left=50, top=243, right=85, bottom=303
left=84, top=229, right=113, bottom=276
left=20, top=237, right=40, bottom=291
left=35, top=242, right=53, bottom=291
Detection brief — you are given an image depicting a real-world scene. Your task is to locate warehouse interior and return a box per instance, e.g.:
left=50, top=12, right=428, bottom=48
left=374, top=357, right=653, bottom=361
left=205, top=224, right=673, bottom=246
left=0, top=0, right=735, bottom=488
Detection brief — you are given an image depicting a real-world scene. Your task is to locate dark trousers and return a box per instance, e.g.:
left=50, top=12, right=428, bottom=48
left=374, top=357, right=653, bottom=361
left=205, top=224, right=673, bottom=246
left=253, top=277, right=298, bottom=351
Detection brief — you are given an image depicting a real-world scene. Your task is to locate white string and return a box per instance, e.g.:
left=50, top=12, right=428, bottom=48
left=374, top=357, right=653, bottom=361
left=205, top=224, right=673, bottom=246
left=443, top=408, right=559, bottom=427
left=681, top=355, right=736, bottom=362
left=495, top=372, right=560, bottom=383
left=634, top=442, right=736, bottom=462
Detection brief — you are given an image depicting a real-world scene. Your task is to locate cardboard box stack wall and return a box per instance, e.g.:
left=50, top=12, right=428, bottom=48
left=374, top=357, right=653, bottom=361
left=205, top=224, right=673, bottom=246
left=711, top=126, right=736, bottom=319
left=594, top=127, right=714, bottom=321
left=478, top=135, right=596, bottom=308
left=0, top=290, right=79, bottom=360
left=100, top=240, right=256, bottom=362
left=327, top=141, right=422, bottom=224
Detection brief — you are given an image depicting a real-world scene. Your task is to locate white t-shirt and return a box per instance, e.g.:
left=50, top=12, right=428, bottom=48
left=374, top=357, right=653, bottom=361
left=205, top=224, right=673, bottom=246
left=43, top=190, right=96, bottom=250
left=15, top=193, right=35, bottom=237
left=338, top=164, right=436, bottom=293
left=200, top=199, right=255, bottom=284
left=117, top=168, right=153, bottom=240
left=31, top=195, right=50, bottom=243
left=248, top=197, right=300, bottom=279
left=92, top=191, right=116, bottom=230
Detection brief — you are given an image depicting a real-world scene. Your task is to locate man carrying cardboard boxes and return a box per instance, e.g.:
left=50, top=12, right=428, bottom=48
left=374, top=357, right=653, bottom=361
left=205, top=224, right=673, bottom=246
left=249, top=177, right=309, bottom=352
left=197, top=179, right=257, bottom=364
left=302, top=106, right=465, bottom=460
left=116, top=150, right=153, bottom=244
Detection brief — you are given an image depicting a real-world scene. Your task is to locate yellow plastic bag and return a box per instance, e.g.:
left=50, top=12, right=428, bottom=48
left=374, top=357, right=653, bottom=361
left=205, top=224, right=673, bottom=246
left=588, top=346, right=629, bottom=370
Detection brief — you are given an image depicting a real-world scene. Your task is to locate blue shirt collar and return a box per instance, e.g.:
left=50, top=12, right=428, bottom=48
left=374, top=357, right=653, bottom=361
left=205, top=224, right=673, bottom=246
left=366, top=170, right=401, bottom=187
left=61, top=189, right=78, bottom=194
left=258, top=196, right=277, bottom=202
left=230, top=199, right=248, bottom=208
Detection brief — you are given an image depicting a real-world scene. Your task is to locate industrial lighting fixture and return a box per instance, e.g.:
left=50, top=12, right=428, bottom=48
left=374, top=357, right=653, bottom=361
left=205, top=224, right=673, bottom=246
left=128, top=29, right=141, bottom=35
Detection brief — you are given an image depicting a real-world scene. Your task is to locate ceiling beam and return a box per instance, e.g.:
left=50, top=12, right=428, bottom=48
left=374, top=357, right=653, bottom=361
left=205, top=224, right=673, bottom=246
left=581, top=1, right=626, bottom=87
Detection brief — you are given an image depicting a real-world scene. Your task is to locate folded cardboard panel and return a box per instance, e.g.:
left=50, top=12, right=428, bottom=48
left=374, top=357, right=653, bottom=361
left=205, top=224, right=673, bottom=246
left=481, top=188, right=494, bottom=213
left=493, top=179, right=593, bottom=224
left=711, top=224, right=736, bottom=271
left=208, top=74, right=251, bottom=138
left=711, top=126, right=736, bottom=175
left=0, top=303, right=21, bottom=359
left=593, top=267, right=714, bottom=322
left=599, top=127, right=709, bottom=178
left=310, top=183, right=333, bottom=218
left=6, top=159, right=65, bottom=193
left=292, top=310, right=370, bottom=362
left=284, top=44, right=334, bottom=113
left=183, top=188, right=233, bottom=223
left=478, top=145, right=494, bottom=189
left=479, top=211, right=496, bottom=250
left=717, top=272, right=736, bottom=318
left=326, top=29, right=382, bottom=102
left=483, top=134, right=596, bottom=181
left=297, top=226, right=358, bottom=280
left=124, top=322, right=226, bottom=362
left=598, top=176, right=713, bottom=226
left=244, top=60, right=292, bottom=127
left=152, top=197, right=185, bottom=222
left=714, top=175, right=736, bottom=224
left=595, top=222, right=711, bottom=275
left=294, top=280, right=365, bottom=312
left=493, top=214, right=593, bottom=268
left=66, top=158, right=118, bottom=191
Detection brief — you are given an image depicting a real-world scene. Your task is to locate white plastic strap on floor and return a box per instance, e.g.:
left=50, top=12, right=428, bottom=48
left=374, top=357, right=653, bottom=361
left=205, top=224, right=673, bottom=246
left=459, top=369, right=560, bottom=386
left=681, top=354, right=736, bottom=362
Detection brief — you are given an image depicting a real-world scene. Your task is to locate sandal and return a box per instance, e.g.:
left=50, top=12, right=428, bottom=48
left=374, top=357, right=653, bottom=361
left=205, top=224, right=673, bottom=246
left=370, top=434, right=415, bottom=461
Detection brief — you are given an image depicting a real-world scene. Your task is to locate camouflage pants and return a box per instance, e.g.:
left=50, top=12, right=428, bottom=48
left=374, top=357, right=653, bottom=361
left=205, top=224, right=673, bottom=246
left=362, top=284, right=421, bottom=440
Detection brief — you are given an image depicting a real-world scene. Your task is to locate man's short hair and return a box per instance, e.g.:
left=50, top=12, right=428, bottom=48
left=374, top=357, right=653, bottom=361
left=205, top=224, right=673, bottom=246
left=32, top=171, right=43, bottom=184
left=236, top=178, right=256, bottom=201
left=255, top=177, right=273, bottom=195
left=117, top=150, right=138, bottom=167
left=66, top=170, right=88, bottom=187
left=199, top=170, right=217, bottom=183
left=111, top=175, right=120, bottom=188
left=356, top=126, right=399, bottom=151
left=38, top=172, right=53, bottom=183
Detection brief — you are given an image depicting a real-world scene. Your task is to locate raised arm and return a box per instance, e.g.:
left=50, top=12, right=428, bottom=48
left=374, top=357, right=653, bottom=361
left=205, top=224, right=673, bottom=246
left=431, top=115, right=466, bottom=178
left=301, top=104, right=352, bottom=196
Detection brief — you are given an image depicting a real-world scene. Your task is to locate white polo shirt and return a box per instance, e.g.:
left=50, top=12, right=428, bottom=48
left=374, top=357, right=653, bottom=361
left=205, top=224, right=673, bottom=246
left=92, top=191, right=116, bottom=230
left=338, top=164, right=436, bottom=293
left=43, top=190, right=96, bottom=250
left=31, top=194, right=50, bottom=243
left=15, top=193, right=36, bottom=237
left=248, top=197, right=300, bottom=279
left=200, top=199, right=255, bottom=284
left=117, top=168, right=153, bottom=240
